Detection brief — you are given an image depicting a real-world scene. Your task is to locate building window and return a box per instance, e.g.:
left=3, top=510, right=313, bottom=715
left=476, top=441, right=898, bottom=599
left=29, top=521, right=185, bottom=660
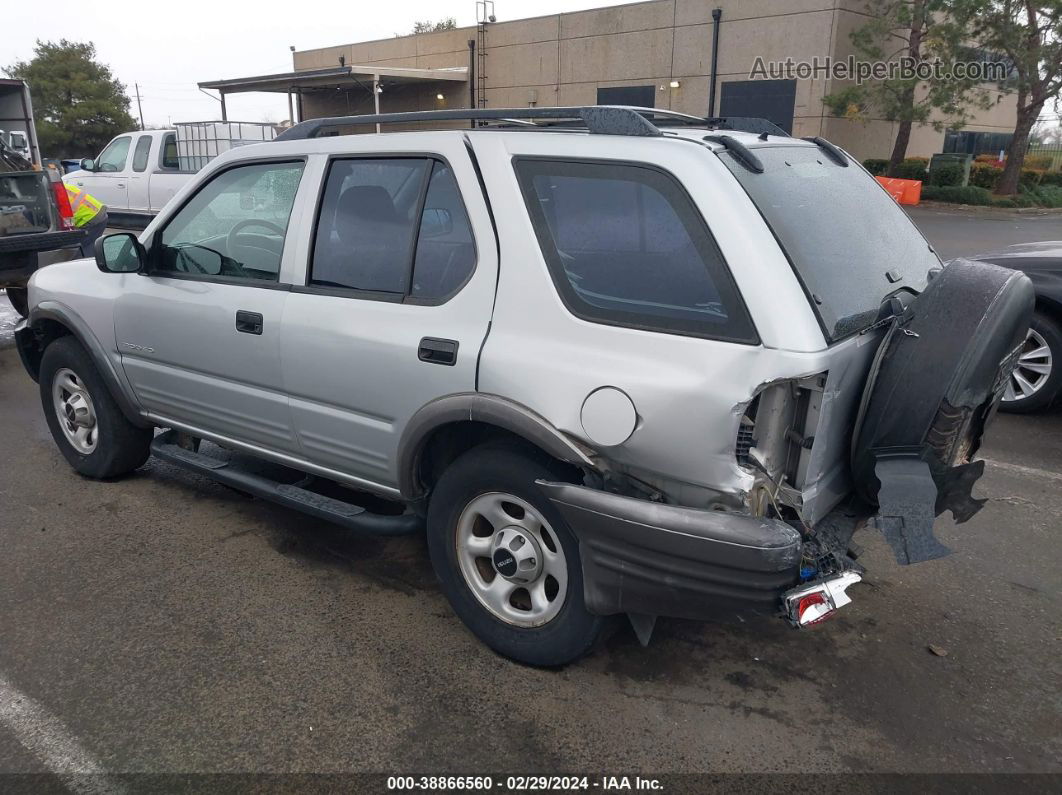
left=596, top=85, right=655, bottom=108
left=719, top=79, right=796, bottom=134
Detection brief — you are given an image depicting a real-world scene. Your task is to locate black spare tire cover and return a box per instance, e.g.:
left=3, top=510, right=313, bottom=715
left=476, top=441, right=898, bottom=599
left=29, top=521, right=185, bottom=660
left=851, top=259, right=1033, bottom=563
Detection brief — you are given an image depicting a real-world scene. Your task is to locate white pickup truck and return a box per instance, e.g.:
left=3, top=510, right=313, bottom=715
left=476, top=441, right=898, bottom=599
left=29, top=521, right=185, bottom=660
left=65, top=123, right=276, bottom=228
left=64, top=130, right=189, bottom=229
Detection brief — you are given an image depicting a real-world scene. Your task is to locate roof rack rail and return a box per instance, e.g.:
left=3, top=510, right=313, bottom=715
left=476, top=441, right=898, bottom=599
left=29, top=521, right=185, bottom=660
left=273, top=105, right=791, bottom=142
left=276, top=105, right=728, bottom=141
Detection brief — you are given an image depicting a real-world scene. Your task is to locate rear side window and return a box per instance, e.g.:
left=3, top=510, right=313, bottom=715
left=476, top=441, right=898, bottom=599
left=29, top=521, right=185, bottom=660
left=310, top=157, right=476, bottom=301
left=160, top=133, right=179, bottom=170
left=515, top=159, right=756, bottom=343
left=131, top=135, right=151, bottom=172
left=412, top=162, right=476, bottom=299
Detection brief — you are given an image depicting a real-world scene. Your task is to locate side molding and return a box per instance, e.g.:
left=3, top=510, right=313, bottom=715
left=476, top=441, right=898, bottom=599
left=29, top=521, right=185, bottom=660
left=397, top=392, right=599, bottom=499
left=29, top=302, right=150, bottom=428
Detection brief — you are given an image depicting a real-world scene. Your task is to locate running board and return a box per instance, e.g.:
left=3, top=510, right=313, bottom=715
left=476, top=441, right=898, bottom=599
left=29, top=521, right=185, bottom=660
left=150, top=431, right=421, bottom=536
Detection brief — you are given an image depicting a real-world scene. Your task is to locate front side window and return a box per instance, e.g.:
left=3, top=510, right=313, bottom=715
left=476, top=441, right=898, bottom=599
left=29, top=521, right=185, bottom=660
left=515, top=159, right=756, bottom=342
left=154, top=161, right=304, bottom=282
left=97, top=136, right=131, bottom=172
left=310, top=157, right=477, bottom=301
left=131, top=135, right=151, bottom=172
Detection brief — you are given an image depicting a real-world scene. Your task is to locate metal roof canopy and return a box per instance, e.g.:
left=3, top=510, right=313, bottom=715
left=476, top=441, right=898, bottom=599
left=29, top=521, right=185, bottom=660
left=198, top=65, right=467, bottom=95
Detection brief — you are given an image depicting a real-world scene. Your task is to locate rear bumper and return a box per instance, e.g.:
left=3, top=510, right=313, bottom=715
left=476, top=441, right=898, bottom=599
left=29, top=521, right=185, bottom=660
left=537, top=481, right=802, bottom=620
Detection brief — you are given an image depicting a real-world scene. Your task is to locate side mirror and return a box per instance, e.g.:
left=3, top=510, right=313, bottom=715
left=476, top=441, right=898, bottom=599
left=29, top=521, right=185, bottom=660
left=421, top=207, right=454, bottom=238
left=95, top=232, right=145, bottom=273
left=79, top=158, right=96, bottom=172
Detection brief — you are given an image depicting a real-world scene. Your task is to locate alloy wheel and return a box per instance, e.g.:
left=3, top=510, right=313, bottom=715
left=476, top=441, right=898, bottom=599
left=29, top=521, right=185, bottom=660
left=1003, top=327, right=1052, bottom=403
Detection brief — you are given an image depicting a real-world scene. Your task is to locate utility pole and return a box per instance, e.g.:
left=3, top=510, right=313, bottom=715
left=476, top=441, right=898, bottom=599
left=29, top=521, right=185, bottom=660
left=134, top=83, right=145, bottom=130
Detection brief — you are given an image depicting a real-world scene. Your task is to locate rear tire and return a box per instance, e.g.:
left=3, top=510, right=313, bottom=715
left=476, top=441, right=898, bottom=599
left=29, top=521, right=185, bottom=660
left=426, top=445, right=608, bottom=667
left=999, top=312, right=1061, bottom=413
left=6, top=287, right=28, bottom=318
left=39, top=336, right=152, bottom=478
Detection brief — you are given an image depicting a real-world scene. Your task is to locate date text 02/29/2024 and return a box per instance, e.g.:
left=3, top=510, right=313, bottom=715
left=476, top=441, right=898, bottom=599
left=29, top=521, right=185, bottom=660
left=386, top=776, right=664, bottom=791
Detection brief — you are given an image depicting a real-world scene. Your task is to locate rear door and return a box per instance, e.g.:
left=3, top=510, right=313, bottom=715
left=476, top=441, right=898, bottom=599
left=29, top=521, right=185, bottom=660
left=147, top=132, right=186, bottom=213
left=279, top=136, right=497, bottom=490
left=125, top=134, right=153, bottom=212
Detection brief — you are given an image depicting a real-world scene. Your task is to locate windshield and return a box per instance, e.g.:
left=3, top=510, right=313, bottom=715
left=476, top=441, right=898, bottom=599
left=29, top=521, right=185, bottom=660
left=721, top=144, right=940, bottom=341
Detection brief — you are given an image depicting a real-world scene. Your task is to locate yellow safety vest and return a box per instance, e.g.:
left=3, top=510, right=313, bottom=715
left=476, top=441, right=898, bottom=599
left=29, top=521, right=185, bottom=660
left=64, top=183, right=104, bottom=228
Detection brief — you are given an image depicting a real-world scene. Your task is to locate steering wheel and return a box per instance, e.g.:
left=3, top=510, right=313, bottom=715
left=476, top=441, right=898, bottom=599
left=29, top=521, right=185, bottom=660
left=226, top=219, right=286, bottom=266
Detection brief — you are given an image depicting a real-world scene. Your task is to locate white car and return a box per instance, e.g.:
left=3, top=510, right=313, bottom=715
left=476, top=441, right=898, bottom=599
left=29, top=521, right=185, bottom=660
left=16, top=106, right=1034, bottom=666
left=64, top=130, right=190, bottom=228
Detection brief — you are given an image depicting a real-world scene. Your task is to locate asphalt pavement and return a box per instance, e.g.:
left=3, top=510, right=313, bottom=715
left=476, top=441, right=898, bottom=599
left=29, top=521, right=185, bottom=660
left=0, top=207, right=1060, bottom=783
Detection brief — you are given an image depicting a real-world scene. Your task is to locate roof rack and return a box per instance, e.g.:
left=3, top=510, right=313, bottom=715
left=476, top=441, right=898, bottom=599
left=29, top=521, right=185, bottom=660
left=274, top=106, right=784, bottom=141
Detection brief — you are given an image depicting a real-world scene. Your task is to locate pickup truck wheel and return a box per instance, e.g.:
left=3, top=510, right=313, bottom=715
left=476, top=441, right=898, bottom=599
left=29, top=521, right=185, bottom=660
left=39, top=336, right=152, bottom=478
left=999, top=313, right=1061, bottom=413
left=6, top=287, right=28, bottom=318
left=427, top=446, right=608, bottom=667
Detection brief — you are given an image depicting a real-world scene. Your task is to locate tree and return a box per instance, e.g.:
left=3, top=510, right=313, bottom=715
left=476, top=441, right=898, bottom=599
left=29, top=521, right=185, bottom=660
left=411, top=18, right=457, bottom=34
left=951, top=1, right=1062, bottom=195
left=823, top=0, right=991, bottom=175
left=5, top=40, right=137, bottom=159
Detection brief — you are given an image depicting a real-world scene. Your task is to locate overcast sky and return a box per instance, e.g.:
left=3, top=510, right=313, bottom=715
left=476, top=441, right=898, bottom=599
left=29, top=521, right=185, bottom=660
left=2, top=0, right=611, bottom=127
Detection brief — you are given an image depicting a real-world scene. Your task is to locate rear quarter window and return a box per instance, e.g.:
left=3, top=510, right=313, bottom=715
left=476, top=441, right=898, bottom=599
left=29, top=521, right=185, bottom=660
left=514, top=158, right=757, bottom=343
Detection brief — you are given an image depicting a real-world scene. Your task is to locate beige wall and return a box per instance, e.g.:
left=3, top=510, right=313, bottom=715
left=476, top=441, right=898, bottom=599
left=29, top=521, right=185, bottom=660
left=294, top=0, right=1017, bottom=158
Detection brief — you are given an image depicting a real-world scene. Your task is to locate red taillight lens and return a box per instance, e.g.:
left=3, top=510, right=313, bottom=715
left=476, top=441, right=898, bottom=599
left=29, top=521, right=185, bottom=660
left=796, top=592, right=835, bottom=626
left=52, top=181, right=75, bottom=230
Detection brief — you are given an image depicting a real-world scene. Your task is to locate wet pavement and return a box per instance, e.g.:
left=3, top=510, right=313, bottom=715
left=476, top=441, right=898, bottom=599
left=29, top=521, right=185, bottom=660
left=0, top=208, right=1059, bottom=780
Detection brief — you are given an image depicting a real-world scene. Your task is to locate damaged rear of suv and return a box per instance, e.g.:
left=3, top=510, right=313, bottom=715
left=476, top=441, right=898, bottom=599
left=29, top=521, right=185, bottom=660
left=17, top=107, right=1033, bottom=666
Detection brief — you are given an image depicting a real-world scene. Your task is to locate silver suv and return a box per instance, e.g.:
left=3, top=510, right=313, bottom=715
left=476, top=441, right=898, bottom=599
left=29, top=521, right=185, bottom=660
left=15, top=107, right=1033, bottom=666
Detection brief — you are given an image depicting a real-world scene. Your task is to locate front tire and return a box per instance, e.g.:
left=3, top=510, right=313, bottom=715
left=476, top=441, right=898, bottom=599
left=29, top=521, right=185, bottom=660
left=427, top=446, right=609, bottom=667
left=39, top=336, right=153, bottom=478
left=1000, top=312, right=1061, bottom=413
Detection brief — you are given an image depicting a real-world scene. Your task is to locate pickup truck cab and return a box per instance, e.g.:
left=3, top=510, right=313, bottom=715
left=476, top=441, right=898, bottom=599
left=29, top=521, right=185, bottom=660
left=65, top=130, right=189, bottom=228
left=16, top=106, right=1033, bottom=666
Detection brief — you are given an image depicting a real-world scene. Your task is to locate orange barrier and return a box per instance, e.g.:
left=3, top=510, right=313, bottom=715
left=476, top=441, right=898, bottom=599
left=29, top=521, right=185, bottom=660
left=875, top=176, right=922, bottom=206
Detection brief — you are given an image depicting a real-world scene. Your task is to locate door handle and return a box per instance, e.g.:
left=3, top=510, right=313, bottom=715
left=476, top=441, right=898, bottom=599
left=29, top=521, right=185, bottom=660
left=116, top=182, right=125, bottom=188
left=418, top=337, right=458, bottom=366
left=235, top=310, right=264, bottom=335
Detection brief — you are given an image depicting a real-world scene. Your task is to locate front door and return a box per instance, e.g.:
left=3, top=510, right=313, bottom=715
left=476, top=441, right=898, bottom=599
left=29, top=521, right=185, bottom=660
left=115, top=158, right=307, bottom=453
left=280, top=141, right=497, bottom=491
left=74, top=134, right=132, bottom=210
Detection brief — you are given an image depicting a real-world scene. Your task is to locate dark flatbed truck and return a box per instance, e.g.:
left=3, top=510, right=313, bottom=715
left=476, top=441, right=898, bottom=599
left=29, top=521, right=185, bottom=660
left=0, top=78, right=84, bottom=316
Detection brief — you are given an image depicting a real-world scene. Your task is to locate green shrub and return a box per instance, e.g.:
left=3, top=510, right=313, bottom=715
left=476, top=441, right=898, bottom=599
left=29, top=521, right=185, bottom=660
left=891, top=158, right=929, bottom=180
left=1021, top=184, right=1062, bottom=208
left=862, top=158, right=888, bottom=176
left=929, top=163, right=964, bottom=186
left=970, top=163, right=1003, bottom=189
left=1039, top=171, right=1062, bottom=187
left=920, top=185, right=995, bottom=204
